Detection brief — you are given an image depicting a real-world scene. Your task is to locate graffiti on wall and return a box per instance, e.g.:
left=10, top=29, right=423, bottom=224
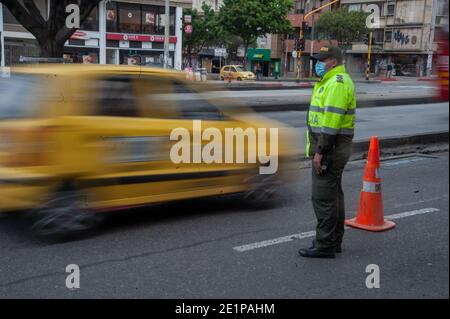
left=394, top=30, right=410, bottom=45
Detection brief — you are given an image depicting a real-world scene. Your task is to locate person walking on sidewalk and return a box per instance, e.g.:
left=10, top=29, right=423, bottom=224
left=299, top=45, right=356, bottom=259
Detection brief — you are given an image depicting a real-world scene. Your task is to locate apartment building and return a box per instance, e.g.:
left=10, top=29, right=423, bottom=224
left=0, top=0, right=193, bottom=70
left=341, top=0, right=448, bottom=76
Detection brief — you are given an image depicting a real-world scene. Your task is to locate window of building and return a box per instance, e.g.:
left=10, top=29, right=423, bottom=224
left=385, top=30, right=393, bottom=42
left=2, top=4, right=20, bottom=24
left=118, top=3, right=142, bottom=34
left=386, top=3, right=395, bottom=16
left=106, top=2, right=118, bottom=32
left=80, top=5, right=99, bottom=31
left=142, top=5, right=158, bottom=34
left=372, top=29, right=384, bottom=44
left=436, top=0, right=449, bottom=16
left=347, top=4, right=361, bottom=12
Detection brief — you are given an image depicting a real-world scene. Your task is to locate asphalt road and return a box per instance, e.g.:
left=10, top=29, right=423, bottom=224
left=0, top=149, right=448, bottom=298
left=215, top=82, right=438, bottom=107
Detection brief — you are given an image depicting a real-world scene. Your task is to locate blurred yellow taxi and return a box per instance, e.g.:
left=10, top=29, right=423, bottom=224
left=0, top=64, right=298, bottom=238
left=220, top=65, right=255, bottom=81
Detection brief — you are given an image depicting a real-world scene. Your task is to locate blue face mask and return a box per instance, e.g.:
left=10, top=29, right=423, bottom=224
left=315, top=61, right=327, bottom=77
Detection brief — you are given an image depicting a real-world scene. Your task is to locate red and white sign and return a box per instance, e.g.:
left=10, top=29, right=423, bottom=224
left=106, top=33, right=177, bottom=43
left=71, top=31, right=90, bottom=40
left=185, top=24, right=193, bottom=34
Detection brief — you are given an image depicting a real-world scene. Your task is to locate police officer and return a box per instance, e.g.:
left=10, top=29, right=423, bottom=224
left=299, top=46, right=356, bottom=258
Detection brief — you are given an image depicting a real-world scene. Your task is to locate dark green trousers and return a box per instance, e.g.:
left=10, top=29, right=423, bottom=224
left=311, top=141, right=352, bottom=249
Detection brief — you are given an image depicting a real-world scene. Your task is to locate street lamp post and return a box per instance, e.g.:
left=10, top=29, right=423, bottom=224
left=296, top=0, right=341, bottom=80
left=164, top=0, right=170, bottom=69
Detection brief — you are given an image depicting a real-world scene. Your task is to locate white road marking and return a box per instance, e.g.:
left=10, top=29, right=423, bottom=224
left=233, top=207, right=441, bottom=252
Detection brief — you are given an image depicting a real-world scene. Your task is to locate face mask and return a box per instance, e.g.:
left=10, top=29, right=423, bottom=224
left=315, top=61, right=327, bottom=77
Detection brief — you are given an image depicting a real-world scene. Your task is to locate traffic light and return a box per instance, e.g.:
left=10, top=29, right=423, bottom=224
left=363, top=34, right=369, bottom=45
left=302, top=22, right=309, bottom=32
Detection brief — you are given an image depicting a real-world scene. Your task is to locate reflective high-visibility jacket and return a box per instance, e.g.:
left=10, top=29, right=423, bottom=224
left=306, top=65, right=356, bottom=157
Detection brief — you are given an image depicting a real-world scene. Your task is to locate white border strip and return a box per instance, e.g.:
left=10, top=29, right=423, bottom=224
left=233, top=207, right=441, bottom=252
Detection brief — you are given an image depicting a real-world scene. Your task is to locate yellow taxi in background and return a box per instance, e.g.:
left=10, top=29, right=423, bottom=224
left=0, top=64, right=299, bottom=239
left=220, top=65, right=255, bottom=81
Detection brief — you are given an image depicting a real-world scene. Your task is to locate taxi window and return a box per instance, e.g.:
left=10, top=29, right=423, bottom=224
left=96, top=77, right=138, bottom=117
left=172, top=82, right=225, bottom=121
left=0, top=75, right=51, bottom=119
left=135, top=76, right=179, bottom=119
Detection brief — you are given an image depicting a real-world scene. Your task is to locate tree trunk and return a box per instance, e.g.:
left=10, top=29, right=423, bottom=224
left=39, top=39, right=65, bottom=58
left=243, top=42, right=249, bottom=70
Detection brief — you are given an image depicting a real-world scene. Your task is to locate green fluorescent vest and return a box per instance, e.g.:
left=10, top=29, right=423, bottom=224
left=306, top=65, right=356, bottom=157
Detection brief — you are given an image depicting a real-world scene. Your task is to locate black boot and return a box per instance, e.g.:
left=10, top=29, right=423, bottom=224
left=298, top=246, right=335, bottom=258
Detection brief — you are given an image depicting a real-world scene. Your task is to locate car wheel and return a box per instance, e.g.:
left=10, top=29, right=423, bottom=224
left=220, top=77, right=224, bottom=81
left=237, top=77, right=242, bottom=81
left=29, top=189, right=104, bottom=241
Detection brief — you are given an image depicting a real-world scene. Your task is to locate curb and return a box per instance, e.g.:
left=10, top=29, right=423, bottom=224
left=300, top=131, right=449, bottom=163
left=351, top=131, right=449, bottom=154
left=248, top=96, right=437, bottom=112
left=223, top=83, right=314, bottom=91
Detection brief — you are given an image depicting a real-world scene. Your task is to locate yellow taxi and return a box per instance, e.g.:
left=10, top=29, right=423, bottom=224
left=220, top=65, right=255, bottom=81
left=0, top=64, right=298, bottom=239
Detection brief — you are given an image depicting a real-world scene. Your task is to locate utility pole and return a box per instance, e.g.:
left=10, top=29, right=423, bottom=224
left=309, top=13, right=315, bottom=78
left=365, top=31, right=373, bottom=80
left=164, top=0, right=170, bottom=68
left=296, top=0, right=340, bottom=81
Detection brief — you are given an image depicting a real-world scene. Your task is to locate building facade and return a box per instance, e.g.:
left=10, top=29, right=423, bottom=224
left=341, top=0, right=448, bottom=76
left=0, top=0, right=193, bottom=70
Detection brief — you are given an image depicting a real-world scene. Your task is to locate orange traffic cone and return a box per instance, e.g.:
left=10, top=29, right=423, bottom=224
left=345, top=136, right=396, bottom=231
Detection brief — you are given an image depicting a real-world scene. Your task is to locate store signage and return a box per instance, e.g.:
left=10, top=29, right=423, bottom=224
left=214, top=48, right=227, bottom=57
left=106, top=33, right=177, bottom=43
left=71, top=31, right=90, bottom=40
left=185, top=24, right=193, bottom=34
left=184, top=15, right=192, bottom=23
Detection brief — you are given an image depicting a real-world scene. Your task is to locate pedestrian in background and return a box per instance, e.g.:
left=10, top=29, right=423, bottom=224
left=255, top=63, right=262, bottom=81
left=387, top=62, right=393, bottom=78
left=300, top=46, right=356, bottom=259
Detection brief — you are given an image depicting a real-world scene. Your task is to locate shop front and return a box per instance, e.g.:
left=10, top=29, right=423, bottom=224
left=1, top=1, right=184, bottom=69
left=247, top=48, right=271, bottom=76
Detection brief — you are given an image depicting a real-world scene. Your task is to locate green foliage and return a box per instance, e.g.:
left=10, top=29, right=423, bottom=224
left=315, top=7, right=369, bottom=47
left=218, top=0, right=294, bottom=56
left=183, top=3, right=223, bottom=54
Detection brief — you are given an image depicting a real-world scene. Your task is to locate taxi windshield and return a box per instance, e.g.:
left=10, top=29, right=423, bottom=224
left=0, top=74, right=44, bottom=119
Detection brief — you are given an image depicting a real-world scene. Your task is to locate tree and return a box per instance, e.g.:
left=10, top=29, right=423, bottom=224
left=219, top=0, right=293, bottom=68
left=183, top=3, right=223, bottom=67
left=0, top=0, right=100, bottom=58
left=315, top=7, right=369, bottom=50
